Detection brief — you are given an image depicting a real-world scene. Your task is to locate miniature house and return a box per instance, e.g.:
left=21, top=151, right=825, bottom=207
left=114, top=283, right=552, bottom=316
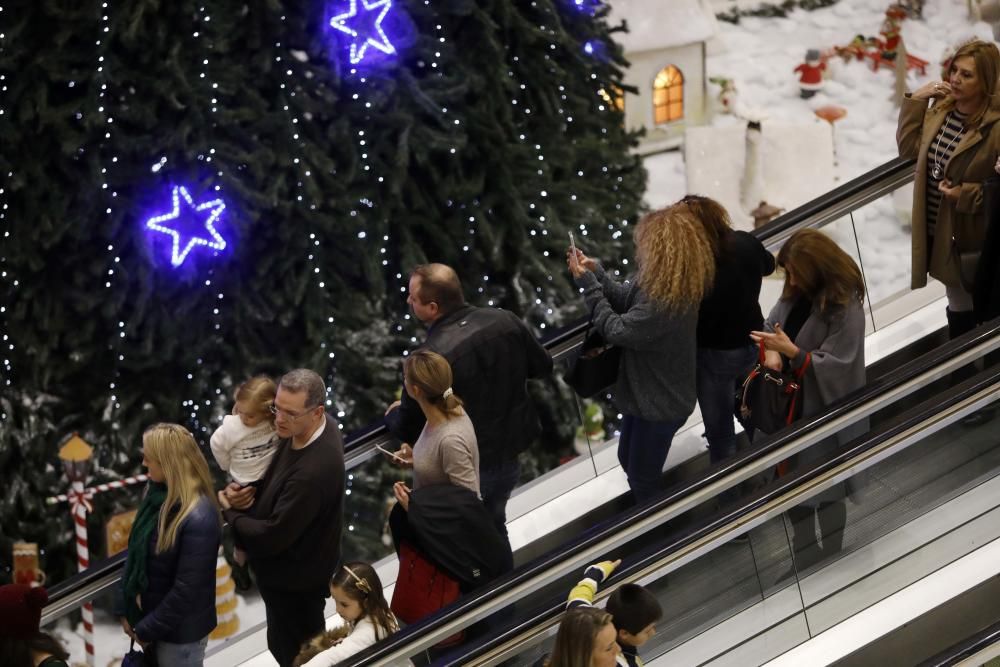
left=608, top=0, right=718, bottom=153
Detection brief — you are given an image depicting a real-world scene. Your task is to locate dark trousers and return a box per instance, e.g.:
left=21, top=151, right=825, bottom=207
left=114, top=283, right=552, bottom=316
left=787, top=501, right=846, bottom=572
left=258, top=585, right=327, bottom=667
left=479, top=459, right=520, bottom=552
left=618, top=414, right=686, bottom=504
left=697, top=345, right=758, bottom=465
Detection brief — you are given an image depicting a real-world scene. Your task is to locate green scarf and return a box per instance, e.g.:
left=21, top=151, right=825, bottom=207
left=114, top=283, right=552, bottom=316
left=123, top=482, right=167, bottom=627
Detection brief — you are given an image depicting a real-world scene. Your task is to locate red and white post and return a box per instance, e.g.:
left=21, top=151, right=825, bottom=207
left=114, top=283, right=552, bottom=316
left=69, top=480, right=95, bottom=667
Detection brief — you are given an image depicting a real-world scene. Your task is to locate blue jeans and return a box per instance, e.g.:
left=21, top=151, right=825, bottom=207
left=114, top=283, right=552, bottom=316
left=618, top=414, right=685, bottom=504
left=697, top=345, right=758, bottom=464
left=155, top=637, right=208, bottom=667
left=480, top=459, right=520, bottom=550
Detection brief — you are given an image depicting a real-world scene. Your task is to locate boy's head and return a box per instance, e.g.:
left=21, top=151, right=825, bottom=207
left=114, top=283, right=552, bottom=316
left=607, top=584, right=663, bottom=648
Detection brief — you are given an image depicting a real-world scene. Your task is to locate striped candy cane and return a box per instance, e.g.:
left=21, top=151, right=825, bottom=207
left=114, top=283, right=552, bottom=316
left=69, top=480, right=95, bottom=667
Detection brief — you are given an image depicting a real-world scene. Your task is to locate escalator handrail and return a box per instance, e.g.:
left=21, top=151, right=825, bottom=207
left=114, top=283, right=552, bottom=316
left=343, top=320, right=1000, bottom=665
left=40, top=154, right=920, bottom=622
left=916, top=618, right=1000, bottom=667
left=439, top=342, right=1000, bottom=666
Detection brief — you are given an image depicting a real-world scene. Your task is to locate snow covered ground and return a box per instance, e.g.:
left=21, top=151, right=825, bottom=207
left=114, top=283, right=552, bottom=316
left=644, top=0, right=993, bottom=306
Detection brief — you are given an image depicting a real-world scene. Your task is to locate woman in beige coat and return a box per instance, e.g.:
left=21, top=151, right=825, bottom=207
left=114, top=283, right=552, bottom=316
left=897, top=39, right=1000, bottom=340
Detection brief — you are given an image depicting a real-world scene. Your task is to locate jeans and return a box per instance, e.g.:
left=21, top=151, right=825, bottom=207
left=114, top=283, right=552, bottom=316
left=697, top=345, right=758, bottom=464
left=618, top=414, right=686, bottom=504
left=155, top=637, right=208, bottom=667
left=259, top=585, right=327, bottom=667
left=480, top=459, right=520, bottom=552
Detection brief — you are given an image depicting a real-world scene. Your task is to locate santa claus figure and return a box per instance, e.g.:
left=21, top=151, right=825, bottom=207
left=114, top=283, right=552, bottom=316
left=794, top=49, right=826, bottom=99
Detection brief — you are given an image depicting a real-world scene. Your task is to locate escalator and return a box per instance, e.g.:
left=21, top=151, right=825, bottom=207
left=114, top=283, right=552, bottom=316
left=345, top=321, right=1000, bottom=666
left=37, top=154, right=976, bottom=666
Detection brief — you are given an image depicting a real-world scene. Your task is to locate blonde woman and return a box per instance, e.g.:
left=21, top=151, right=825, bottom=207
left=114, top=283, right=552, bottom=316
left=568, top=200, right=715, bottom=503
left=117, top=423, right=221, bottom=666
left=898, top=39, right=1000, bottom=340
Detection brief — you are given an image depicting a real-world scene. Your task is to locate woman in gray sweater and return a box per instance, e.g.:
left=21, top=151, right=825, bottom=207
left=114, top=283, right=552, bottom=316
left=568, top=200, right=716, bottom=503
left=392, top=350, right=480, bottom=505
left=752, top=229, right=866, bottom=572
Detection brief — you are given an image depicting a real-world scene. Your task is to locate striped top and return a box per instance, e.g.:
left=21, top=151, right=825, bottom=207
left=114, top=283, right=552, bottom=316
left=926, top=109, right=968, bottom=236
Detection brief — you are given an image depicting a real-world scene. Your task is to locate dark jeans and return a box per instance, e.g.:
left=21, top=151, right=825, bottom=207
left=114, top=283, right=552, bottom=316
left=480, top=459, right=520, bottom=552
left=258, top=585, right=327, bottom=667
left=697, top=345, right=758, bottom=465
left=618, top=414, right=686, bottom=504
left=787, top=501, right=847, bottom=572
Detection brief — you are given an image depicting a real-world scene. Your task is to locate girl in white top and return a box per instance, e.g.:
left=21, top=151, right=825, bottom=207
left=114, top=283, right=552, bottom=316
left=300, top=562, right=400, bottom=667
left=210, top=376, right=278, bottom=486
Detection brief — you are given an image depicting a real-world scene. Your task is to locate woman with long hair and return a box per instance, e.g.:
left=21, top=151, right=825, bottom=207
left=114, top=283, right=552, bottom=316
left=898, top=39, right=1000, bottom=342
left=688, top=195, right=775, bottom=471
left=117, top=423, right=222, bottom=666
left=568, top=200, right=715, bottom=503
left=545, top=607, right=621, bottom=667
left=751, top=229, right=866, bottom=572
left=0, top=585, right=70, bottom=667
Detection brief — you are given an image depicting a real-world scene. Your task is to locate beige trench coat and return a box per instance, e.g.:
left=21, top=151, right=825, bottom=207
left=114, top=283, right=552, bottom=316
left=897, top=95, right=1000, bottom=289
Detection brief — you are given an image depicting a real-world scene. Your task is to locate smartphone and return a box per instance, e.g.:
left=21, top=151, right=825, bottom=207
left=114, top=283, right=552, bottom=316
left=569, top=230, right=577, bottom=253
left=375, top=443, right=405, bottom=461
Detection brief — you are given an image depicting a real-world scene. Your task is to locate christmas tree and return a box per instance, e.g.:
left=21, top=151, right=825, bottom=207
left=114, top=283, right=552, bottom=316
left=0, top=0, right=644, bottom=579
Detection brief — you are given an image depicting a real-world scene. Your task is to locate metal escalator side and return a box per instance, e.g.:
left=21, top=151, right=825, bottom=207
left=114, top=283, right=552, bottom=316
left=336, top=321, right=1000, bottom=666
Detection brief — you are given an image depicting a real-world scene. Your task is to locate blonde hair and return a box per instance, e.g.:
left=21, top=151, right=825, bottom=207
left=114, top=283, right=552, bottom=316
left=142, top=423, right=220, bottom=554
left=938, top=39, right=1000, bottom=129
left=634, top=200, right=716, bottom=311
left=235, top=375, right=276, bottom=423
left=777, top=229, right=865, bottom=312
left=547, top=607, right=615, bottom=667
left=403, top=350, right=464, bottom=419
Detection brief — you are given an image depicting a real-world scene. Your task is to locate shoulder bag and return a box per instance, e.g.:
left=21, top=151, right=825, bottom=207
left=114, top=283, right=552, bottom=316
left=736, top=341, right=811, bottom=435
left=565, top=328, right=622, bottom=398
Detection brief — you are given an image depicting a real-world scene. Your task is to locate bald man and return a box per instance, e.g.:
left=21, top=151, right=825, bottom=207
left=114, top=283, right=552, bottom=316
left=385, top=264, right=552, bottom=550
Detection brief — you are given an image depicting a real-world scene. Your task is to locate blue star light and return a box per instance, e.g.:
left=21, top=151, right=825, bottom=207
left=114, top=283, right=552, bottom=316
left=329, top=0, right=397, bottom=65
left=145, top=186, right=228, bottom=267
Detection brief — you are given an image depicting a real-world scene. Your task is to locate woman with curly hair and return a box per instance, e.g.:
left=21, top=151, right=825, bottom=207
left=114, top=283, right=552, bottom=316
left=568, top=199, right=715, bottom=503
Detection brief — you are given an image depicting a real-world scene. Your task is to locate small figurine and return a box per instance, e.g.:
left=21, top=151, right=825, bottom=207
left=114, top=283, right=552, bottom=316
left=709, top=76, right=738, bottom=115
left=794, top=49, right=826, bottom=99
left=12, top=543, right=46, bottom=588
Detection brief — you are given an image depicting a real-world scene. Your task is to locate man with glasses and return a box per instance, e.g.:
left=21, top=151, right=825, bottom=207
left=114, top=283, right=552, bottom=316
left=218, top=369, right=345, bottom=667
left=385, top=263, right=552, bottom=551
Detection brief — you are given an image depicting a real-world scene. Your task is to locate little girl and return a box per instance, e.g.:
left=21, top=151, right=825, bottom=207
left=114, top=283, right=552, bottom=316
left=210, top=375, right=279, bottom=488
left=298, top=562, right=400, bottom=666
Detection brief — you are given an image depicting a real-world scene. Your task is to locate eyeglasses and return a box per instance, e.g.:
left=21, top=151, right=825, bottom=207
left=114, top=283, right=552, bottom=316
left=268, top=404, right=319, bottom=420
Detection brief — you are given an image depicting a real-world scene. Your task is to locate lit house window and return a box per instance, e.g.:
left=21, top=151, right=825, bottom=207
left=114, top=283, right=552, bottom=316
left=653, top=65, right=684, bottom=124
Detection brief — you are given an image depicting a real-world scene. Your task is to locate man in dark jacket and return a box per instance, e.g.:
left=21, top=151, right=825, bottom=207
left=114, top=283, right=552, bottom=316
left=385, top=264, right=553, bottom=546
left=221, top=369, right=345, bottom=667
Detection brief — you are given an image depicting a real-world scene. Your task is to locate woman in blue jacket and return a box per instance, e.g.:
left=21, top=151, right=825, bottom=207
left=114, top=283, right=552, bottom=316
left=118, top=423, right=222, bottom=666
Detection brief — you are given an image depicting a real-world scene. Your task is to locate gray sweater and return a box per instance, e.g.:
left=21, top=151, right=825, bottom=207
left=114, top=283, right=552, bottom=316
left=412, top=411, right=480, bottom=495
left=575, top=266, right=698, bottom=423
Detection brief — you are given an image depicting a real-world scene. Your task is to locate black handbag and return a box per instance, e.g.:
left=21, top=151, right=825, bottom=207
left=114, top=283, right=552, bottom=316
left=122, top=639, right=155, bottom=667
left=736, top=341, right=811, bottom=435
left=566, top=328, right=622, bottom=398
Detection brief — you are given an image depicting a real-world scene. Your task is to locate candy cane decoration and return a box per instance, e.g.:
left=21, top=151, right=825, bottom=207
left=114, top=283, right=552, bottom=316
left=70, top=479, right=96, bottom=666
left=46, top=472, right=147, bottom=666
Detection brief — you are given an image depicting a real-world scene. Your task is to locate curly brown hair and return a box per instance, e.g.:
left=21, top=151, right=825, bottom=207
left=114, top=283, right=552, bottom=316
left=634, top=199, right=716, bottom=311
left=777, top=229, right=865, bottom=311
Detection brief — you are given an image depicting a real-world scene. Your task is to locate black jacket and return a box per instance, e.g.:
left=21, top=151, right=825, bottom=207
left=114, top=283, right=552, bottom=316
left=128, top=497, right=221, bottom=644
left=399, top=483, right=513, bottom=590
left=385, top=305, right=553, bottom=469
left=697, top=230, right=775, bottom=349
left=975, top=177, right=1000, bottom=323
left=225, top=414, right=345, bottom=592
